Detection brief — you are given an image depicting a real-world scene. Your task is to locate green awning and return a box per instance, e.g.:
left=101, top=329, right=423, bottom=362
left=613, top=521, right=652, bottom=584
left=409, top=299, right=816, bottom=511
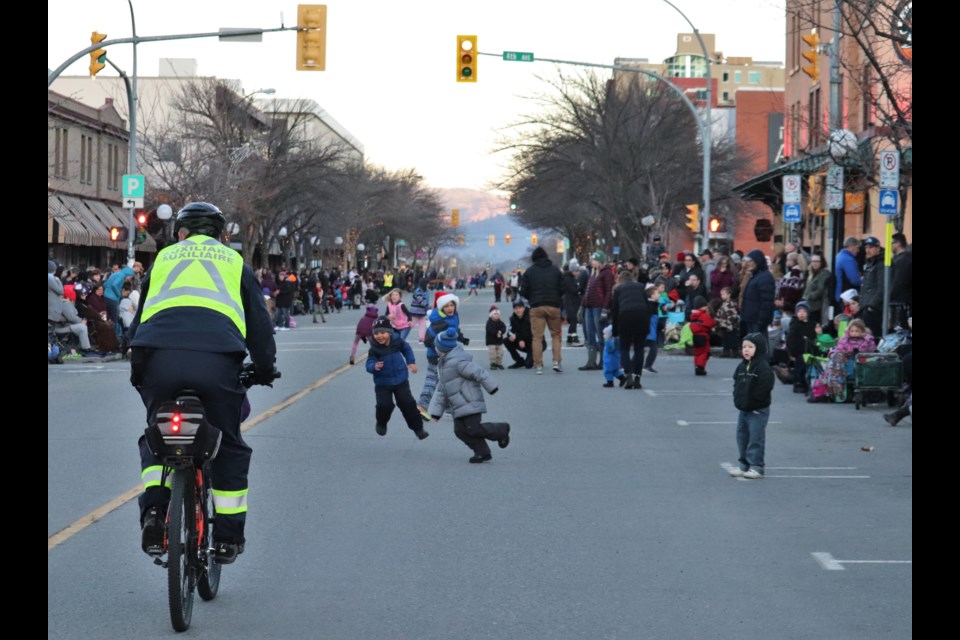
left=732, top=155, right=829, bottom=210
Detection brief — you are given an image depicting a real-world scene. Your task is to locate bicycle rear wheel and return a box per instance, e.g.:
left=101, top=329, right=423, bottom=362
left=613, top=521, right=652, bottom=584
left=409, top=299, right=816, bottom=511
left=197, top=469, right=221, bottom=601
left=167, top=470, right=196, bottom=632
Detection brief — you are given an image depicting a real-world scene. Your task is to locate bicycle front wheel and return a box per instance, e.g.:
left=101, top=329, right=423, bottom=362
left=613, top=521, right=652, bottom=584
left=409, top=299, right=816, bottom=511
left=167, top=469, right=196, bottom=632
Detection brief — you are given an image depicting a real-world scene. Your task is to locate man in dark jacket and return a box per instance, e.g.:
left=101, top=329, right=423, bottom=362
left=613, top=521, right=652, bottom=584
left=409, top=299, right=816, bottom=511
left=889, top=233, right=912, bottom=329
left=682, top=272, right=708, bottom=322
left=739, top=249, right=775, bottom=357
left=505, top=299, right=534, bottom=368
left=858, top=236, right=885, bottom=337
left=520, top=246, right=565, bottom=373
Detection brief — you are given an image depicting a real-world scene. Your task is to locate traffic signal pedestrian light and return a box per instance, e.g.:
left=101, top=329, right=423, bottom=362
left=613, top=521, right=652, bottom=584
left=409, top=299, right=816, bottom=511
left=489, top=234, right=495, bottom=246
left=801, top=31, right=819, bottom=82
left=451, top=209, right=459, bottom=228
left=296, top=4, right=327, bottom=71
left=530, top=233, right=538, bottom=245
left=457, top=35, right=477, bottom=82
left=708, top=216, right=725, bottom=234
left=109, top=226, right=128, bottom=242
left=135, top=211, right=148, bottom=244
left=505, top=233, right=511, bottom=244
left=90, top=32, right=107, bottom=77
left=684, top=204, right=700, bottom=233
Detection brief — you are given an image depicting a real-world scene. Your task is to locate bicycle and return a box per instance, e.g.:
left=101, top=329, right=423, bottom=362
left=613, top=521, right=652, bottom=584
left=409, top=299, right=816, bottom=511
left=142, top=363, right=280, bottom=632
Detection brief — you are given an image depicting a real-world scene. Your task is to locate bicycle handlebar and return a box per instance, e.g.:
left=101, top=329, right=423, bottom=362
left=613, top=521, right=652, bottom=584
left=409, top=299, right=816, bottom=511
left=239, top=362, right=281, bottom=388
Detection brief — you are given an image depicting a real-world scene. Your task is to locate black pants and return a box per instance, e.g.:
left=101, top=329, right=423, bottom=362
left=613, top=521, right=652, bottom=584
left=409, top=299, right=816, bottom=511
left=453, top=413, right=510, bottom=456
left=505, top=339, right=533, bottom=367
left=375, top=380, right=424, bottom=432
left=863, top=306, right=883, bottom=339
left=617, top=311, right=649, bottom=376
left=137, top=349, right=250, bottom=543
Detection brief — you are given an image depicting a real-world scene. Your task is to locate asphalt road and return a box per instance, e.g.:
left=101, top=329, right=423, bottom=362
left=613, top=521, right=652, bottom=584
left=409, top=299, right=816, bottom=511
left=48, top=286, right=912, bottom=640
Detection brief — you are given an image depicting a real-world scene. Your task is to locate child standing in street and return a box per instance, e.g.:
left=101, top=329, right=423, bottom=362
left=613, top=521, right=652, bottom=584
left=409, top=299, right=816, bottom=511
left=601, top=324, right=626, bottom=388
left=365, top=317, right=430, bottom=440
left=418, top=293, right=469, bottom=420
left=383, top=288, right=413, bottom=341
left=730, top=333, right=775, bottom=479
left=715, top=286, right=740, bottom=358
left=429, top=328, right=510, bottom=463
left=486, top=305, right=507, bottom=370
left=689, top=296, right=717, bottom=376
left=350, top=305, right=380, bottom=365
left=408, top=282, right=431, bottom=343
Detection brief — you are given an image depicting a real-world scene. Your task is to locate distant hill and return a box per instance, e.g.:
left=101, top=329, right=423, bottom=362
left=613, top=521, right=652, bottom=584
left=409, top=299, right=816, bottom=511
left=433, top=188, right=553, bottom=270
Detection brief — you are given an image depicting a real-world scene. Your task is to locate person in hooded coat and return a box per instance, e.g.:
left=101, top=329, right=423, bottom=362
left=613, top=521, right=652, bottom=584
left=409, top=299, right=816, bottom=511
left=729, top=332, right=775, bottom=480
left=428, top=327, right=510, bottom=464
left=738, top=249, right=776, bottom=357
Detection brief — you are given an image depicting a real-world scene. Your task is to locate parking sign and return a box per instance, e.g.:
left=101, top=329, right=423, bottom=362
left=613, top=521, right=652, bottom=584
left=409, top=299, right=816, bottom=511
left=878, top=189, right=899, bottom=216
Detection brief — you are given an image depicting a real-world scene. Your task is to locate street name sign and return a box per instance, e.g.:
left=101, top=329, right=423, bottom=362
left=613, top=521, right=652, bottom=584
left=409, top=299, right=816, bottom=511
left=503, top=51, right=534, bottom=62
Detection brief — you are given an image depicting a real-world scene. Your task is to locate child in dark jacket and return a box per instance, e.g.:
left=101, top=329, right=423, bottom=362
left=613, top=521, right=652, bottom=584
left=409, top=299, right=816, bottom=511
left=350, top=305, right=380, bottom=365
left=428, top=328, right=509, bottom=463
left=485, top=305, right=507, bottom=369
left=689, top=296, right=717, bottom=376
left=365, top=317, right=429, bottom=440
left=785, top=300, right=818, bottom=393
left=730, top=332, right=775, bottom=479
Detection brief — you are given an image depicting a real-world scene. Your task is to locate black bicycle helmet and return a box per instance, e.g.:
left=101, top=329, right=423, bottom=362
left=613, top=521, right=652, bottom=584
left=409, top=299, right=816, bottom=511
left=174, top=202, right=226, bottom=236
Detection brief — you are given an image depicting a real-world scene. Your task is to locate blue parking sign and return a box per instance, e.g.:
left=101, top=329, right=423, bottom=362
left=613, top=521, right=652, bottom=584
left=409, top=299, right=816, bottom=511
left=878, top=189, right=899, bottom=216
left=783, top=203, right=802, bottom=223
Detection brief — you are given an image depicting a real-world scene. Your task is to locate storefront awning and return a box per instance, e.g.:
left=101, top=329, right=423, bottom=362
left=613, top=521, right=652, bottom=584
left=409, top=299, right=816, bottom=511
left=732, top=154, right=829, bottom=210
left=47, top=193, right=157, bottom=251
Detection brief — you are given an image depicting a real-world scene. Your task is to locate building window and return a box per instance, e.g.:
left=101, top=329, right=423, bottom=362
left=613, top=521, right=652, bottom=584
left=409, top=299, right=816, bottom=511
left=107, top=143, right=116, bottom=190
left=722, top=91, right=730, bottom=102
left=80, top=135, right=89, bottom=184
left=54, top=127, right=68, bottom=178
left=748, top=71, right=761, bottom=84
left=734, top=70, right=742, bottom=84
left=722, top=71, right=729, bottom=82
left=114, top=145, right=124, bottom=189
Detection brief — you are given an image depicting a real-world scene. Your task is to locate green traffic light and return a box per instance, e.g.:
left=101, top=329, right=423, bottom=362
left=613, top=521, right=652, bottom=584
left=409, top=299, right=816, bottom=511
left=460, top=67, right=472, bottom=78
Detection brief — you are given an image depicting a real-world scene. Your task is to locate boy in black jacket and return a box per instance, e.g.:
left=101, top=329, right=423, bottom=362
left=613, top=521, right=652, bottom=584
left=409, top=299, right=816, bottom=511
left=785, top=300, right=818, bottom=393
left=730, top=332, right=775, bottom=480
left=486, top=305, right=507, bottom=369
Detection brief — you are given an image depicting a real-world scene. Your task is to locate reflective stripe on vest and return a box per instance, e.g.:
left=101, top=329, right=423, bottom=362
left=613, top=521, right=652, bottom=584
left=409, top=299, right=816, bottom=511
left=212, top=488, right=248, bottom=515
left=140, top=236, right=246, bottom=337
left=141, top=465, right=174, bottom=490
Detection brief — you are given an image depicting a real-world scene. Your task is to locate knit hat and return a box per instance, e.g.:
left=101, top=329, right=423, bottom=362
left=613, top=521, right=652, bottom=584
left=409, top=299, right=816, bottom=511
left=435, top=327, right=459, bottom=352
left=602, top=325, right=613, bottom=339
left=567, top=259, right=580, bottom=271
left=531, top=246, right=549, bottom=262
left=693, top=296, right=708, bottom=309
left=840, top=288, right=859, bottom=303
left=372, top=317, right=393, bottom=334
left=48, top=259, right=57, bottom=274
left=435, top=292, right=459, bottom=310
left=591, top=251, right=606, bottom=263
left=795, top=300, right=811, bottom=313
left=512, top=297, right=529, bottom=309
left=645, top=282, right=656, bottom=290
left=489, top=306, right=501, bottom=317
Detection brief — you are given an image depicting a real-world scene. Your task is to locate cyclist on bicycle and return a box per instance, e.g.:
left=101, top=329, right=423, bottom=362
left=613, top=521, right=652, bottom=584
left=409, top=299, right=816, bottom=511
left=127, top=202, right=277, bottom=564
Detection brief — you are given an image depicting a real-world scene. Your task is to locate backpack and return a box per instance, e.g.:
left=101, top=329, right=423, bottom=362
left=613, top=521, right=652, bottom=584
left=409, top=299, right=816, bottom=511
left=410, top=290, right=430, bottom=316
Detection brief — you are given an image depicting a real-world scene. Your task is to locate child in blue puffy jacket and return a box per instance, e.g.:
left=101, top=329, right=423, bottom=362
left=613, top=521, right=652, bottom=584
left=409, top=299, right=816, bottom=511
left=366, top=317, right=429, bottom=440
left=602, top=324, right=626, bottom=387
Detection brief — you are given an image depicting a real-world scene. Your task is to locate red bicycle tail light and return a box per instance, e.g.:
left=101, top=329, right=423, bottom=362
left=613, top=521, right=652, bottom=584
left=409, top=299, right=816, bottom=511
left=171, top=413, right=182, bottom=433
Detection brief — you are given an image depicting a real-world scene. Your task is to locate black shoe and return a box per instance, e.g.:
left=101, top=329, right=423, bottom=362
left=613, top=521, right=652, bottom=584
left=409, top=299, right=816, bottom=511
left=498, top=425, right=510, bottom=449
left=632, top=374, right=642, bottom=389
left=695, top=367, right=707, bottom=376
left=624, top=376, right=635, bottom=389
left=508, top=362, right=525, bottom=369
left=375, top=423, right=387, bottom=436
left=884, top=405, right=910, bottom=426
left=603, top=380, right=614, bottom=387
left=214, top=541, right=245, bottom=565
left=349, top=357, right=355, bottom=365
left=618, top=375, right=627, bottom=387
left=415, top=428, right=430, bottom=440
left=793, top=384, right=807, bottom=394
left=469, top=453, right=493, bottom=463
left=141, top=507, right=165, bottom=556
left=578, top=364, right=600, bottom=371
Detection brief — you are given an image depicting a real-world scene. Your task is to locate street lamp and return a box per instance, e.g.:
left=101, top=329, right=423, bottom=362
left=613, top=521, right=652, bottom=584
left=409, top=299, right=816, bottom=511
left=156, top=203, right=173, bottom=248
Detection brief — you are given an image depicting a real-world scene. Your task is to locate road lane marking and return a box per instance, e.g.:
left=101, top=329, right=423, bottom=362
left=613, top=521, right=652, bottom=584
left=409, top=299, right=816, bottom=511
left=48, top=363, right=354, bottom=552
left=720, top=463, right=869, bottom=480
left=678, top=420, right=784, bottom=425
left=812, top=552, right=912, bottom=571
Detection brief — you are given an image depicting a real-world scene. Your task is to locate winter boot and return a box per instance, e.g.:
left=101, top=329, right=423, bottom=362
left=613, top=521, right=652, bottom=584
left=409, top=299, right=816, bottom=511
left=578, top=348, right=600, bottom=371
left=695, top=366, right=707, bottom=376
left=624, top=375, right=635, bottom=389
left=883, top=405, right=911, bottom=426
left=632, top=374, right=642, bottom=389
left=569, top=335, right=583, bottom=347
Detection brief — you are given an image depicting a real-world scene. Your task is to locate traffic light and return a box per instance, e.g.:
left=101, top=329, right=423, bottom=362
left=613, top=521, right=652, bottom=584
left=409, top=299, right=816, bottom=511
left=801, top=31, right=819, bottom=82
left=296, top=4, right=327, bottom=71
left=684, top=204, right=700, bottom=233
left=708, top=216, right=725, bottom=234
left=451, top=208, right=459, bottom=228
left=505, top=233, right=511, bottom=244
left=109, top=226, right=128, bottom=242
left=457, top=35, right=477, bottom=82
left=89, top=32, right=107, bottom=77
left=509, top=196, right=518, bottom=211
left=531, top=233, right=538, bottom=245
left=489, top=234, right=495, bottom=246
left=135, top=211, right=148, bottom=244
